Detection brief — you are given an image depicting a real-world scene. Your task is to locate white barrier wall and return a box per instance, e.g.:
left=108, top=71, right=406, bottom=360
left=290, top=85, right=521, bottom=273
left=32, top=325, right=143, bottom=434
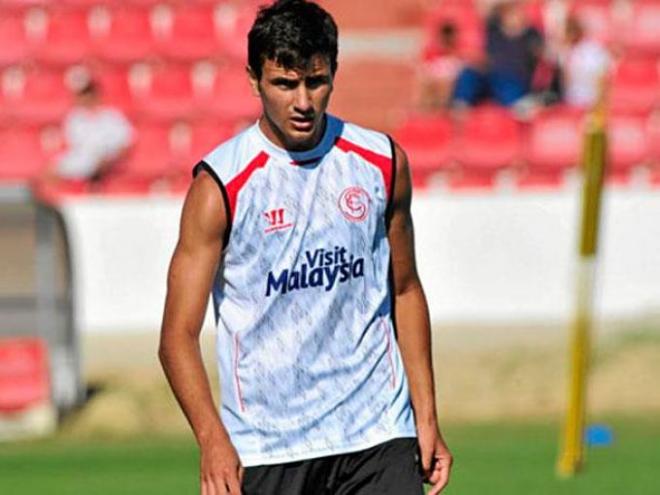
left=60, top=186, right=660, bottom=333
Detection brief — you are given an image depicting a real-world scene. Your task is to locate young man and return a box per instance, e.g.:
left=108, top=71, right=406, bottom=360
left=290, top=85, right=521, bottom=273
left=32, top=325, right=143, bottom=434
left=159, top=1, right=452, bottom=494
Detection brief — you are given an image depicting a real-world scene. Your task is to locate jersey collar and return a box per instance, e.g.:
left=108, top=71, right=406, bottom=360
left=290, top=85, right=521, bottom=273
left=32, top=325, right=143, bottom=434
left=254, top=114, right=341, bottom=165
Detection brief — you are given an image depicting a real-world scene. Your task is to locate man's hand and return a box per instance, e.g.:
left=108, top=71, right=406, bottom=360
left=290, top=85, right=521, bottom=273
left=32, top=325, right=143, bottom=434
left=417, top=420, right=453, bottom=495
left=200, top=433, right=244, bottom=495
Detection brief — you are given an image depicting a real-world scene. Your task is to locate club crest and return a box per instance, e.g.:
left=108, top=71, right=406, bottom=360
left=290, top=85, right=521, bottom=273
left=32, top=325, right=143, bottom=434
left=338, top=186, right=370, bottom=222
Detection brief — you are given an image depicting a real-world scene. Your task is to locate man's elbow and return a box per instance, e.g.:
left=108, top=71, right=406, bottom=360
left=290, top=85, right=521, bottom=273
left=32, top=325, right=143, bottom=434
left=157, top=336, right=170, bottom=368
left=393, top=277, right=424, bottom=299
left=158, top=324, right=198, bottom=367
left=158, top=328, right=178, bottom=369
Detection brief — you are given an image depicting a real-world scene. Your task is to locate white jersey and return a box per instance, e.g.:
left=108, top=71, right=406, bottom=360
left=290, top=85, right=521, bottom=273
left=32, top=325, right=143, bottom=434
left=195, top=114, right=416, bottom=467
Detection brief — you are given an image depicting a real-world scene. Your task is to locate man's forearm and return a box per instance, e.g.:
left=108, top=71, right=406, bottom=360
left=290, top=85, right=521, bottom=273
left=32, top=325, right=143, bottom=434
left=159, top=332, right=228, bottom=445
left=394, top=284, right=438, bottom=424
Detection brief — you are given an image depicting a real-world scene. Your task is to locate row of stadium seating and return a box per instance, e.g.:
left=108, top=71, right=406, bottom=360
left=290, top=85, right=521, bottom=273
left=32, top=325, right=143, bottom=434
left=3, top=105, right=659, bottom=192
left=4, top=0, right=660, bottom=67
left=0, top=0, right=222, bottom=6
left=2, top=52, right=658, bottom=126
left=6, top=0, right=657, bottom=69
left=0, top=120, right=237, bottom=189
left=0, top=63, right=260, bottom=124
left=394, top=105, right=660, bottom=188
left=0, top=2, right=256, bottom=66
left=2, top=0, right=659, bottom=195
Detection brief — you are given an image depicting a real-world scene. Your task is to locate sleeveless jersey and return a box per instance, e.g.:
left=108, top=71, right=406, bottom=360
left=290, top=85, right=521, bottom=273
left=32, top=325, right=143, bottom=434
left=194, top=114, right=416, bottom=467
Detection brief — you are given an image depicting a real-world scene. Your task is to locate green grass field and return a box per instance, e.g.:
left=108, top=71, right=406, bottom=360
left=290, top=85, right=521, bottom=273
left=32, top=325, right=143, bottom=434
left=1, top=416, right=658, bottom=494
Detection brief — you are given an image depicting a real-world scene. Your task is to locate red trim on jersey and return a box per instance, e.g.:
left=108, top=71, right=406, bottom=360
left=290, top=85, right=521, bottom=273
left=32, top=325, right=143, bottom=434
left=224, top=151, right=270, bottom=221
left=335, top=137, right=393, bottom=201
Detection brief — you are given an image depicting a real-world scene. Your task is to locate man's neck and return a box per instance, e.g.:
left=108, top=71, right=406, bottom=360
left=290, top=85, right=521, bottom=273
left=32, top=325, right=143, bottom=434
left=258, top=114, right=327, bottom=152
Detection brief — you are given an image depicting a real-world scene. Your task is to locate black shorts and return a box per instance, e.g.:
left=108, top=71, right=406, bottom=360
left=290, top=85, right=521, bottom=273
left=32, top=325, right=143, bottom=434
left=242, top=437, right=424, bottom=495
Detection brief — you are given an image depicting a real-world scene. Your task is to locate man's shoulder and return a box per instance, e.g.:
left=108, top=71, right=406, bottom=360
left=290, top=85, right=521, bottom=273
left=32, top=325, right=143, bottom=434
left=198, top=123, right=259, bottom=184
left=333, top=116, right=393, bottom=158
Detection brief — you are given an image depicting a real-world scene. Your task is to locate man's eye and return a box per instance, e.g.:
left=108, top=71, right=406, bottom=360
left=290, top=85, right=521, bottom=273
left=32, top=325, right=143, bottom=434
left=277, top=81, right=297, bottom=89
left=306, top=78, right=327, bottom=89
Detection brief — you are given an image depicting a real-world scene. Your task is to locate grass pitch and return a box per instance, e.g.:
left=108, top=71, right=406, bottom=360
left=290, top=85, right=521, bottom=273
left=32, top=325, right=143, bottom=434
left=1, top=416, right=658, bottom=495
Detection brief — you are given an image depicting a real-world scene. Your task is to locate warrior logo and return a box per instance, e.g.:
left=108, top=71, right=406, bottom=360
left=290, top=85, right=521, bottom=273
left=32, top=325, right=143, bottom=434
left=263, top=208, right=293, bottom=234
left=338, top=186, right=370, bottom=222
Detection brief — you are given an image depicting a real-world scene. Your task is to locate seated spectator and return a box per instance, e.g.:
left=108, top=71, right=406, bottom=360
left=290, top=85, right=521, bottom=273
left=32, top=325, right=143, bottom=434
left=452, top=0, right=543, bottom=108
left=559, top=15, right=610, bottom=109
left=417, top=22, right=464, bottom=110
left=43, top=77, right=134, bottom=185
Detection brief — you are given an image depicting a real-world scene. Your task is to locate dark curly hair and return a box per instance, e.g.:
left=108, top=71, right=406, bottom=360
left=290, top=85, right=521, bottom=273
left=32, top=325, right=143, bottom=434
left=248, top=0, right=338, bottom=80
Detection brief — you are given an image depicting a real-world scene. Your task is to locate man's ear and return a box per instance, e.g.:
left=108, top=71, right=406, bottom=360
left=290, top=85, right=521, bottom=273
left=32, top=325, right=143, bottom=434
left=246, top=66, right=260, bottom=97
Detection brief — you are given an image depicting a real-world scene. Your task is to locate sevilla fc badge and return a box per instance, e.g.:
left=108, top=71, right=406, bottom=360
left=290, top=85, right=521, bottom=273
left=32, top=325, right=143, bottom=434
left=338, top=186, right=370, bottom=222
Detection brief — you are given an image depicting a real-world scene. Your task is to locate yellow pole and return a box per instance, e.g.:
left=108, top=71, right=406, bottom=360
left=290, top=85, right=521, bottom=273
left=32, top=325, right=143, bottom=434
left=557, top=108, right=607, bottom=478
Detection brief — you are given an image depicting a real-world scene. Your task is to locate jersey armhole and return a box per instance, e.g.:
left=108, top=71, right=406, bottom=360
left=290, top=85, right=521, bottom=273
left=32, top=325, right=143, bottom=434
left=385, top=135, right=397, bottom=229
left=193, top=160, right=232, bottom=246
left=385, top=135, right=398, bottom=338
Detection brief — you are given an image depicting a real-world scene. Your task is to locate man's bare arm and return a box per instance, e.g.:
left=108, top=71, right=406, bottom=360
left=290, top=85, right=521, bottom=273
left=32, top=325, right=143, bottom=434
left=387, top=142, right=452, bottom=494
left=159, top=171, right=242, bottom=495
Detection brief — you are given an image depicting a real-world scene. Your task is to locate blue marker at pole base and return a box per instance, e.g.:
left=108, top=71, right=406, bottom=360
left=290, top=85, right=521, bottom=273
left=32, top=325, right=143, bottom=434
left=585, top=424, right=614, bottom=447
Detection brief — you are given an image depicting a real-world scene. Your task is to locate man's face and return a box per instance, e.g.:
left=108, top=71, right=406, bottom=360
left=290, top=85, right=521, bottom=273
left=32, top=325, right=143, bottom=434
left=249, top=55, right=334, bottom=151
left=565, top=19, right=583, bottom=45
left=501, top=2, right=526, bottom=36
left=76, top=89, right=99, bottom=108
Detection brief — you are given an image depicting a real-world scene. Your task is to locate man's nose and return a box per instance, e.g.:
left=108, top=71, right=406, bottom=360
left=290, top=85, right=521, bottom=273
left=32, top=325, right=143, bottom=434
left=293, top=86, right=312, bottom=113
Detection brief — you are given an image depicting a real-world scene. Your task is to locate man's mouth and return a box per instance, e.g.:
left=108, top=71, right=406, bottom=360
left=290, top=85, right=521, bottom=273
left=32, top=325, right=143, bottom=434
left=291, top=116, right=315, bottom=132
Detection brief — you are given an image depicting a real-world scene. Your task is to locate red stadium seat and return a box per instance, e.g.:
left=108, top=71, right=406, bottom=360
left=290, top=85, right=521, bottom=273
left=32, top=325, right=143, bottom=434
left=0, top=0, right=53, bottom=8
left=156, top=5, right=221, bottom=61
left=572, top=0, right=614, bottom=44
left=454, top=105, right=522, bottom=173
left=523, top=0, right=545, bottom=31
left=607, top=113, right=650, bottom=182
left=609, top=58, right=660, bottom=114
left=515, top=169, right=565, bottom=190
left=152, top=121, right=237, bottom=192
left=33, top=11, right=93, bottom=66
left=103, top=124, right=175, bottom=193
left=57, top=0, right=112, bottom=6
left=0, top=338, right=50, bottom=413
left=93, top=7, right=156, bottom=64
left=392, top=113, right=454, bottom=187
left=0, top=127, right=50, bottom=180
left=99, top=125, right=177, bottom=195
left=525, top=106, right=585, bottom=172
left=648, top=112, right=660, bottom=164
left=622, top=1, right=660, bottom=54
left=5, top=69, right=73, bottom=124
left=0, top=14, right=30, bottom=67
left=122, top=0, right=166, bottom=6
left=134, top=65, right=197, bottom=121
left=200, top=65, right=260, bottom=122
left=215, top=2, right=259, bottom=61
left=185, top=121, right=235, bottom=166
left=97, top=68, right=134, bottom=115
left=650, top=170, right=660, bottom=188
left=446, top=170, right=496, bottom=191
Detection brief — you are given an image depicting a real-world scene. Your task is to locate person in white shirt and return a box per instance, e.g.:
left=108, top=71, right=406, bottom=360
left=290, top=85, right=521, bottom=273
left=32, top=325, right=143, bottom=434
left=561, top=16, right=611, bottom=108
left=49, top=78, right=134, bottom=182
